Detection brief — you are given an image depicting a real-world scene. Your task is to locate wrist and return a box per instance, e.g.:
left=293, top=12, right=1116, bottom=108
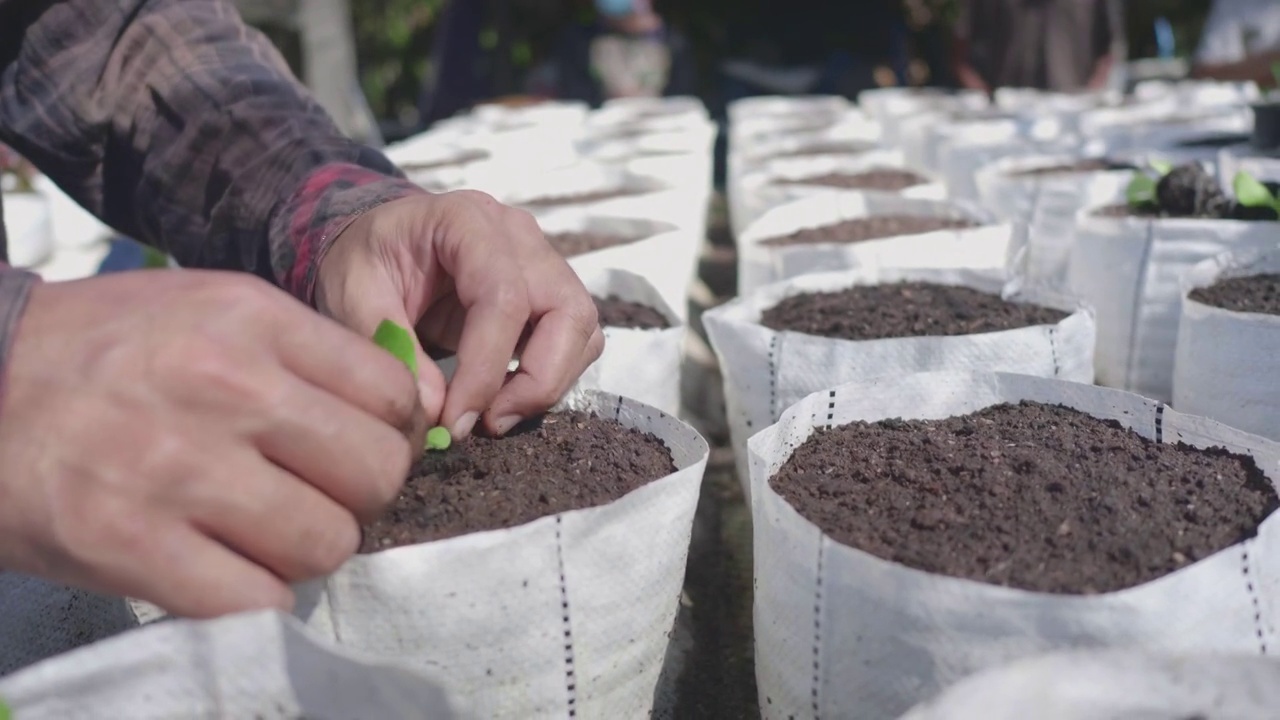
left=271, top=164, right=426, bottom=307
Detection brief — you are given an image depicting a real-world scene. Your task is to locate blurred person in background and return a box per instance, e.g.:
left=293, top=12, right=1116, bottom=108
left=1190, top=0, right=1280, bottom=87
left=951, top=0, right=1124, bottom=94
left=555, top=0, right=695, bottom=105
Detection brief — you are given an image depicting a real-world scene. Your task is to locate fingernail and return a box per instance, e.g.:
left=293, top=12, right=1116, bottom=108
left=494, top=415, right=522, bottom=436
left=452, top=411, right=479, bottom=440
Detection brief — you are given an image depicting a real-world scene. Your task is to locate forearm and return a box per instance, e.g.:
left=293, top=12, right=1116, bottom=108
left=0, top=0, right=417, bottom=300
left=951, top=37, right=990, bottom=92
left=1087, top=52, right=1115, bottom=89
left=1191, top=50, right=1280, bottom=86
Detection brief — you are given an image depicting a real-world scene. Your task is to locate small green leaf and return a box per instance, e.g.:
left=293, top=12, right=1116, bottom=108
left=1149, top=159, right=1173, bottom=176
left=372, top=320, right=418, bottom=375
left=1126, top=174, right=1158, bottom=207
left=1233, top=171, right=1278, bottom=209
left=426, top=426, right=452, bottom=451
left=1271, top=61, right=1280, bottom=88
left=0, top=696, right=12, bottom=720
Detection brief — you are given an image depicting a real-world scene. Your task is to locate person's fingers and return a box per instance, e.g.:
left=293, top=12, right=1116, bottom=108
left=251, top=374, right=416, bottom=523
left=272, top=296, right=431, bottom=434
left=485, top=305, right=604, bottom=435
left=172, top=451, right=361, bottom=583
left=74, top=511, right=293, bottom=619
left=438, top=260, right=531, bottom=440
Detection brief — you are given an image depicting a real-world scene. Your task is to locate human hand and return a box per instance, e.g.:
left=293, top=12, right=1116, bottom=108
left=315, top=190, right=604, bottom=440
left=0, top=271, right=425, bottom=617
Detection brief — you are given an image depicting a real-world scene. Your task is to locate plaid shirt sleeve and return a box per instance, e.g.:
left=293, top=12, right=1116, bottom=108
left=0, top=0, right=425, bottom=302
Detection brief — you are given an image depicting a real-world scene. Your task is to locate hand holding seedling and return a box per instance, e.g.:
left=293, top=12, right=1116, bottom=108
left=316, top=191, right=605, bottom=440
left=0, top=271, right=424, bottom=618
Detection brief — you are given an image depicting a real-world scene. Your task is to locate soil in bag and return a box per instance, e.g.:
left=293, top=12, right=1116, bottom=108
left=1008, top=158, right=1137, bottom=178
left=763, top=141, right=878, bottom=160
left=544, top=231, right=642, bottom=257
left=361, top=411, right=676, bottom=551
left=1096, top=162, right=1280, bottom=221
left=398, top=150, right=490, bottom=172
left=523, top=188, right=646, bottom=209
left=758, top=216, right=979, bottom=248
left=593, top=295, right=671, bottom=330
left=774, top=168, right=929, bottom=192
left=759, top=282, right=1066, bottom=341
left=1190, top=273, right=1280, bottom=315
left=771, top=401, right=1279, bottom=594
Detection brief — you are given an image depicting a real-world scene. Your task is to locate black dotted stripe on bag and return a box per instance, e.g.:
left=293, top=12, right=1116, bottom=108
left=811, top=539, right=825, bottom=719
left=555, top=516, right=579, bottom=716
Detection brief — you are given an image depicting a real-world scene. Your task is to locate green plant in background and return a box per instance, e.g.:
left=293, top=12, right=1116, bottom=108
left=0, top=696, right=12, bottom=720
left=1233, top=171, right=1280, bottom=215
left=371, top=319, right=451, bottom=451
left=1126, top=160, right=1173, bottom=207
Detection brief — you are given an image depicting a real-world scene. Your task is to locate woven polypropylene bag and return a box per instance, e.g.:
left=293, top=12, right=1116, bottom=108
left=1174, top=248, right=1280, bottom=441
left=0, top=576, right=137, bottom=678
left=729, top=149, right=944, bottom=240
left=735, top=192, right=1009, bottom=298
left=976, top=154, right=1133, bottom=292
left=703, top=268, right=1095, bottom=493
left=1068, top=197, right=1277, bottom=403
left=898, top=649, right=1280, bottom=720
left=293, top=390, right=709, bottom=720
left=535, top=212, right=698, bottom=323
left=0, top=609, right=465, bottom=719
left=750, top=370, right=1280, bottom=719
left=577, top=268, right=684, bottom=416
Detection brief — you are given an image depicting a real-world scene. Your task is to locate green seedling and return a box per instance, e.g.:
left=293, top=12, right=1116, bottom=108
left=426, top=426, right=452, bottom=451
left=0, top=696, right=11, bottom=720
left=1233, top=170, right=1280, bottom=214
left=371, top=319, right=451, bottom=452
left=1125, top=160, right=1174, bottom=208
left=372, top=319, right=418, bottom=374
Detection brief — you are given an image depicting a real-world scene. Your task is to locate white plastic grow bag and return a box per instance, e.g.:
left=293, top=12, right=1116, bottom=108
left=0, top=610, right=465, bottom=719
left=728, top=95, right=849, bottom=128
left=0, top=191, right=53, bottom=268
left=294, top=390, right=709, bottom=720
left=497, top=163, right=704, bottom=234
left=704, top=268, right=1095, bottom=491
left=857, top=87, right=988, bottom=132
left=536, top=212, right=698, bottom=324
left=29, top=175, right=114, bottom=251
left=976, top=154, right=1135, bottom=291
left=587, top=96, right=710, bottom=134
left=750, top=370, right=1280, bottom=720
left=730, top=150, right=944, bottom=240
left=1068, top=200, right=1278, bottom=403
left=1174, top=249, right=1280, bottom=441
left=577, top=269, right=684, bottom=417
left=736, top=192, right=1008, bottom=297
left=898, top=649, right=1280, bottom=720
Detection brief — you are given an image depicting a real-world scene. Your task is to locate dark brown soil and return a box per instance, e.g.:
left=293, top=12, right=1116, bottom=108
left=763, top=141, right=878, bottom=159
left=360, top=411, right=675, bottom=550
left=1190, top=273, right=1280, bottom=315
left=544, top=231, right=637, bottom=257
left=523, top=188, right=644, bottom=208
left=399, top=150, right=489, bottom=172
left=1094, top=203, right=1160, bottom=218
left=593, top=295, right=671, bottom=329
left=758, top=215, right=980, bottom=248
left=760, top=282, right=1067, bottom=341
left=1009, top=158, right=1137, bottom=177
left=770, top=401, right=1279, bottom=594
left=775, top=168, right=929, bottom=192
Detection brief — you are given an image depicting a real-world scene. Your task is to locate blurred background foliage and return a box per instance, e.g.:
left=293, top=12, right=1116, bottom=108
left=254, top=0, right=1220, bottom=129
